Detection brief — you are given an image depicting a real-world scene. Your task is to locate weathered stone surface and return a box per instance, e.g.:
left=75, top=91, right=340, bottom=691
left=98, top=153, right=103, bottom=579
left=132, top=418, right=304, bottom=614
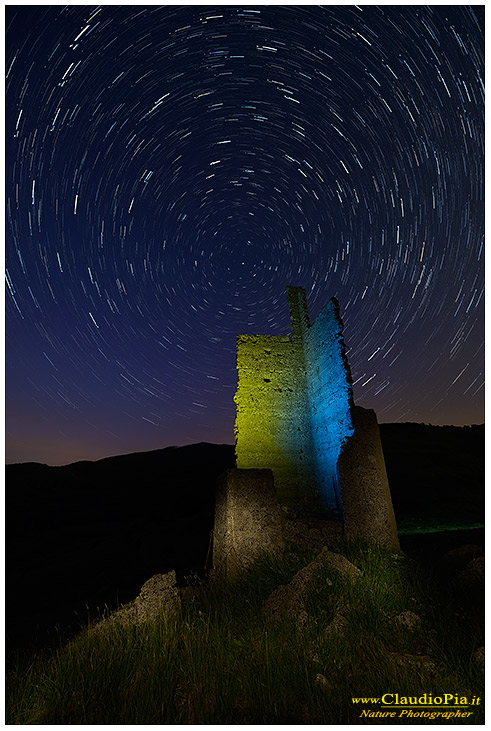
left=92, top=570, right=180, bottom=630
left=263, top=547, right=360, bottom=626
left=322, top=612, right=348, bottom=639
left=263, top=578, right=311, bottom=628
left=234, top=291, right=320, bottom=512
left=234, top=287, right=354, bottom=513
left=303, top=295, right=354, bottom=511
left=319, top=548, right=362, bottom=580
left=213, top=468, right=285, bottom=580
left=389, top=610, right=422, bottom=631
left=137, top=572, right=180, bottom=619
left=338, top=405, right=400, bottom=550
left=315, top=673, right=330, bottom=689
left=233, top=287, right=399, bottom=543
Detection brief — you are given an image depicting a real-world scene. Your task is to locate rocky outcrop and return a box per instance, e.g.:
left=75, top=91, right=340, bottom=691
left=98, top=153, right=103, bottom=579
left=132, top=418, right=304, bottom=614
left=263, top=547, right=360, bottom=627
left=318, top=549, right=363, bottom=580
left=91, top=570, right=181, bottom=631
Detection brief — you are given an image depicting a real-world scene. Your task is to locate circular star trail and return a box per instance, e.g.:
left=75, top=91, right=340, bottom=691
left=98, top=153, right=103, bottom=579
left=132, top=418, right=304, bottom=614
left=6, top=6, right=484, bottom=464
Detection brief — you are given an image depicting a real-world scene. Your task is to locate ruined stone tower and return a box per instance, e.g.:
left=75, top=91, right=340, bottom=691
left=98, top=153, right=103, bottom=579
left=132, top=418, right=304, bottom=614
left=213, top=286, right=399, bottom=579
left=234, top=286, right=354, bottom=513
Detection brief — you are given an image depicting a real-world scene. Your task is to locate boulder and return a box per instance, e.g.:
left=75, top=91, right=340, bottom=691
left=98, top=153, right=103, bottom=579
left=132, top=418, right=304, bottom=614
left=262, top=578, right=311, bottom=628
left=137, top=572, right=181, bottom=621
left=315, top=673, right=330, bottom=689
left=91, top=570, right=181, bottom=630
left=263, top=548, right=360, bottom=626
left=319, top=548, right=362, bottom=580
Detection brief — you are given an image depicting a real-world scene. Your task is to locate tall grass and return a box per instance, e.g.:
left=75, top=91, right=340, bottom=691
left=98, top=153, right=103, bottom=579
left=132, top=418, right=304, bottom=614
left=6, top=541, right=484, bottom=724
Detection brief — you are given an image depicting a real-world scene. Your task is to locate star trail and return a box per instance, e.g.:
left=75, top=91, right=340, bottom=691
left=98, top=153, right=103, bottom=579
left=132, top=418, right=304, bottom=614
left=5, top=6, right=484, bottom=465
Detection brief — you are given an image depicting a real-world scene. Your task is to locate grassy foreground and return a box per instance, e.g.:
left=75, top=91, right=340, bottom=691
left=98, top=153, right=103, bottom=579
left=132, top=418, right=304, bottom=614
left=7, top=541, right=484, bottom=724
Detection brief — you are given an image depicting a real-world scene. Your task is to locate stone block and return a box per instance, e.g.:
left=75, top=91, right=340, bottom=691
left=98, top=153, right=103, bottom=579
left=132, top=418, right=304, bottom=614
left=338, top=406, right=400, bottom=549
left=213, top=468, right=285, bottom=580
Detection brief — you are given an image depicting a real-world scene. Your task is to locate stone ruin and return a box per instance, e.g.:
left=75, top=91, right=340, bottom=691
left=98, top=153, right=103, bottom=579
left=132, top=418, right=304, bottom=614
left=213, top=286, right=399, bottom=579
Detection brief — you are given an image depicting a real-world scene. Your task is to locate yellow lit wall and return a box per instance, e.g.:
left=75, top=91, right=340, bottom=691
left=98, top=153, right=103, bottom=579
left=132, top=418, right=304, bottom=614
left=235, top=287, right=354, bottom=513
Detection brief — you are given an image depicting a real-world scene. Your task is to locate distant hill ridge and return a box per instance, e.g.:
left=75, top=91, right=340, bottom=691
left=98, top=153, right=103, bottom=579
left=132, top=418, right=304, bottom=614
left=6, top=422, right=484, bottom=469
left=6, top=441, right=232, bottom=469
left=6, top=424, right=484, bottom=654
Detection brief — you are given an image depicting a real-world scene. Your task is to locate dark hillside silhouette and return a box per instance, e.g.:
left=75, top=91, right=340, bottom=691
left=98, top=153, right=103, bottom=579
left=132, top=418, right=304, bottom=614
left=7, top=443, right=235, bottom=653
left=380, top=422, right=484, bottom=526
left=6, top=425, right=484, bottom=654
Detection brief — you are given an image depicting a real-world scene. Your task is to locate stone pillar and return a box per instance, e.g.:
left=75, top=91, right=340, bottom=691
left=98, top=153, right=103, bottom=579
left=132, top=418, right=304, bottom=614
left=213, top=468, right=285, bottom=580
left=338, top=406, right=400, bottom=550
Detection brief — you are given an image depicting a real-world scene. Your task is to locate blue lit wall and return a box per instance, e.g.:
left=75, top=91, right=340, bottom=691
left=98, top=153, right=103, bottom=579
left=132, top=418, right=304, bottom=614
left=305, top=298, right=354, bottom=511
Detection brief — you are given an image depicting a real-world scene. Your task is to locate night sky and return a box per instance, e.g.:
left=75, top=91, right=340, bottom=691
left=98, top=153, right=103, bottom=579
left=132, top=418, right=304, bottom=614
left=6, top=5, right=484, bottom=466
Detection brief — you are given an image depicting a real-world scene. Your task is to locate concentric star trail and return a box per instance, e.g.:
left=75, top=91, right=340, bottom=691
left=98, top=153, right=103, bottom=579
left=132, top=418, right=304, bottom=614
left=6, top=6, right=484, bottom=464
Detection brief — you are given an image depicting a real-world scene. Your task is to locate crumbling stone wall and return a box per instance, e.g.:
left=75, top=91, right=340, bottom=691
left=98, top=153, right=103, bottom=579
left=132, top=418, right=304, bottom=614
left=227, top=285, right=400, bottom=564
left=234, top=325, right=319, bottom=512
left=235, top=287, right=354, bottom=512
left=213, top=468, right=285, bottom=580
left=304, top=298, right=355, bottom=510
left=338, top=406, right=399, bottom=549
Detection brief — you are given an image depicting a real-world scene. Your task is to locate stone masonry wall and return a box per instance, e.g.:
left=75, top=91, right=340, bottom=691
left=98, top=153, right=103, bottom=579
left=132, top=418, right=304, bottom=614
left=234, top=286, right=330, bottom=511
left=235, top=287, right=355, bottom=512
left=213, top=468, right=285, bottom=580
left=338, top=406, right=400, bottom=549
left=234, top=287, right=397, bottom=532
left=305, top=298, right=355, bottom=511
left=234, top=332, right=319, bottom=510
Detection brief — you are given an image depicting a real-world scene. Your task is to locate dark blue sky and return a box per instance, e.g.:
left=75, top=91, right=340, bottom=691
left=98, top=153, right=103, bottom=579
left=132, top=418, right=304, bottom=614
left=6, top=5, right=484, bottom=465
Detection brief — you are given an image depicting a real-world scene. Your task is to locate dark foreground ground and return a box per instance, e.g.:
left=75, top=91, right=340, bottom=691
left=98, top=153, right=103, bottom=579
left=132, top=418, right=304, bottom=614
left=6, top=423, right=484, bottom=656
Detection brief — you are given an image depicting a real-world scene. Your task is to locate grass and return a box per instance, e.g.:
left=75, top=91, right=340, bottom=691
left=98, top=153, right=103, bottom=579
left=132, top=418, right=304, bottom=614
left=6, top=540, right=484, bottom=724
